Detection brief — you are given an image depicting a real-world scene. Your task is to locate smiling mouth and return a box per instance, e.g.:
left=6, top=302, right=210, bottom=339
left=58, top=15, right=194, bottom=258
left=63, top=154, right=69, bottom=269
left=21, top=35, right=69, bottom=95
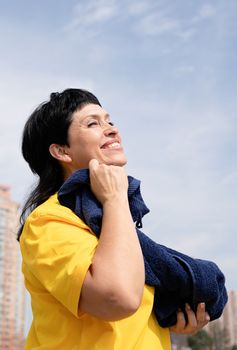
left=101, top=142, right=121, bottom=149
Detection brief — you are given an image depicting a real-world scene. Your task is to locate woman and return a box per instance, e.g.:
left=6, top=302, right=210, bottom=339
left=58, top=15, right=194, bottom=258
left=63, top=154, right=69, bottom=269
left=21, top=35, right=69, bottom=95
left=19, top=88, right=210, bottom=349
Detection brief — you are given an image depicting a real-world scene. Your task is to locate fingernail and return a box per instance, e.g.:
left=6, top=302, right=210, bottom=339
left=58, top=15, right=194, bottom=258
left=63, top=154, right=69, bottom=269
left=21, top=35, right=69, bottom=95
left=206, top=314, right=210, bottom=321
left=185, top=303, right=191, bottom=310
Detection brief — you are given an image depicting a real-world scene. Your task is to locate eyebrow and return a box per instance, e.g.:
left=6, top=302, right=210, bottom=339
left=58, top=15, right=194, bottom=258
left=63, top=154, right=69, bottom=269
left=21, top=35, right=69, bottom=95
left=83, top=113, right=111, bottom=121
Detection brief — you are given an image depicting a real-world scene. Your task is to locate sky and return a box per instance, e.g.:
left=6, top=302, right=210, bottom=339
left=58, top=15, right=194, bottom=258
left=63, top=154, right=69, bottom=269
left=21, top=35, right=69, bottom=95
left=0, top=0, right=237, bottom=334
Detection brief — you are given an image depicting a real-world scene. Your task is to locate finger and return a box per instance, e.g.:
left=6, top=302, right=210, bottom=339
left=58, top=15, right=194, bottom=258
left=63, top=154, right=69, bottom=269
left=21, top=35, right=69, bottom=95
left=196, top=303, right=210, bottom=325
left=89, top=159, right=99, bottom=171
left=173, top=310, right=186, bottom=332
left=196, top=303, right=206, bottom=323
left=185, top=304, right=197, bottom=331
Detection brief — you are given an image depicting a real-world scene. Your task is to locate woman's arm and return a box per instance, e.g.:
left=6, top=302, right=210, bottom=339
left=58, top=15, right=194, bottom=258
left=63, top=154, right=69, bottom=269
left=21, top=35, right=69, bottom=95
left=78, top=159, right=145, bottom=321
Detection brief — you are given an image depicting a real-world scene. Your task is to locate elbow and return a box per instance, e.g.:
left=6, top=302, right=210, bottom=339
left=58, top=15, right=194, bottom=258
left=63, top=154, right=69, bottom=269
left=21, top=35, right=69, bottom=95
left=102, top=287, right=143, bottom=321
left=79, top=267, right=144, bottom=321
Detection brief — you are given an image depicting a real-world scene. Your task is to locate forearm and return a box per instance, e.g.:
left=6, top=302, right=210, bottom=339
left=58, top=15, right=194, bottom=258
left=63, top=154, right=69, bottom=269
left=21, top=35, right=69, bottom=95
left=92, top=195, right=145, bottom=299
left=79, top=195, right=145, bottom=320
left=79, top=160, right=145, bottom=320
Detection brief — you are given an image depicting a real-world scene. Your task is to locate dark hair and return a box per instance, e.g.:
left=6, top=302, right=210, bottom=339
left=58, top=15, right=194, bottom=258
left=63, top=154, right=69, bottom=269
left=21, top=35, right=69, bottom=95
left=18, top=88, right=101, bottom=240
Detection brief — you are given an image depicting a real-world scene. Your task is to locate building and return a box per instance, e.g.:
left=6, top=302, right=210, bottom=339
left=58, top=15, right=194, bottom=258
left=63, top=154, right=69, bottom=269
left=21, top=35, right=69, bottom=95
left=0, top=185, right=25, bottom=350
left=206, top=290, right=237, bottom=349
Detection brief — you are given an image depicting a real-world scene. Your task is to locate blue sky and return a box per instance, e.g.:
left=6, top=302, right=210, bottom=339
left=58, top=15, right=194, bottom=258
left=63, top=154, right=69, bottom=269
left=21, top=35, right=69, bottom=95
left=0, top=0, right=236, bottom=333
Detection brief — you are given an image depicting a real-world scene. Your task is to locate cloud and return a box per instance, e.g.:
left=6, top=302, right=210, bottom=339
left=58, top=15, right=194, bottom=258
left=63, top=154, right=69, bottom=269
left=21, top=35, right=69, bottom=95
left=221, top=171, right=237, bottom=186
left=176, top=27, right=197, bottom=41
left=127, top=0, right=153, bottom=16
left=135, top=12, right=179, bottom=36
left=199, top=3, right=216, bottom=19
left=132, top=1, right=218, bottom=44
left=164, top=231, right=218, bottom=257
left=190, top=3, right=217, bottom=27
left=64, top=0, right=118, bottom=33
left=174, top=65, right=195, bottom=76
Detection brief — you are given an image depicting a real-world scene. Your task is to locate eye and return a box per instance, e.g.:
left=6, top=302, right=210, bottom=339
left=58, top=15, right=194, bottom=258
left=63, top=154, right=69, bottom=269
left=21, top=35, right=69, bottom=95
left=108, top=121, right=114, bottom=126
left=88, top=120, right=99, bottom=127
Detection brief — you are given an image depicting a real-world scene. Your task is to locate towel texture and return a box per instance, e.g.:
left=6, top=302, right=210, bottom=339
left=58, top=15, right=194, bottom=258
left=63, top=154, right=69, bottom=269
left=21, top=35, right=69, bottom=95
left=58, top=169, right=228, bottom=327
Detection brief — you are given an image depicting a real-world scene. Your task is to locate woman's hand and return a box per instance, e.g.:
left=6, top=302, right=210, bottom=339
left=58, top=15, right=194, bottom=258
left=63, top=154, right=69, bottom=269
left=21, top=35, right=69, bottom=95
left=89, top=158, right=128, bottom=205
left=169, top=303, right=210, bottom=334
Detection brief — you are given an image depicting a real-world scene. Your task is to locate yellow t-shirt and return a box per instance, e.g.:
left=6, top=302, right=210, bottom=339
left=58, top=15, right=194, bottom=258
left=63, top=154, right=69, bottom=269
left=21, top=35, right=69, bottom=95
left=20, top=194, right=171, bottom=350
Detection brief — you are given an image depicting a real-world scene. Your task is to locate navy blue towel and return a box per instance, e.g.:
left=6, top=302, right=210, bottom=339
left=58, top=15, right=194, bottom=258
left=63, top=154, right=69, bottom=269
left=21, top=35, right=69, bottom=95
left=58, top=169, right=228, bottom=327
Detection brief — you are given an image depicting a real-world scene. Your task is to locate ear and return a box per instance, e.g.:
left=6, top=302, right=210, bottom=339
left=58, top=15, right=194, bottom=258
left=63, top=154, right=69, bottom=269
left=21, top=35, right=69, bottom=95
left=49, top=144, right=72, bottom=163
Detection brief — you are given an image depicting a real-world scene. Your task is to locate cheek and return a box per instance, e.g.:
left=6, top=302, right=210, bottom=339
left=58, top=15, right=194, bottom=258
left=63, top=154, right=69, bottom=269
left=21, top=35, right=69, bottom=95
left=80, top=132, right=101, bottom=150
left=77, top=140, right=101, bottom=160
left=70, top=130, right=102, bottom=159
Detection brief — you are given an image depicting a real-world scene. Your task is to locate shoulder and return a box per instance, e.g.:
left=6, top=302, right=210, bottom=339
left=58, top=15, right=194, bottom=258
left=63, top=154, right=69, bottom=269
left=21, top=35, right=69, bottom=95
left=21, top=193, right=94, bottom=244
left=27, top=193, right=88, bottom=228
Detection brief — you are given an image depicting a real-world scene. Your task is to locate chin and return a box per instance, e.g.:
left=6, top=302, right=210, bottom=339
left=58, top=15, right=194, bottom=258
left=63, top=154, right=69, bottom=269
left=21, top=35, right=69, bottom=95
left=106, top=156, right=127, bottom=167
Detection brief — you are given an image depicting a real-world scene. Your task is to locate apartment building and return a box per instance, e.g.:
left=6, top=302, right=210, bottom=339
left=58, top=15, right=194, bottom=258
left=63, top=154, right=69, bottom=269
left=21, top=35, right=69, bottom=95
left=0, top=185, right=25, bottom=350
left=206, top=290, right=237, bottom=348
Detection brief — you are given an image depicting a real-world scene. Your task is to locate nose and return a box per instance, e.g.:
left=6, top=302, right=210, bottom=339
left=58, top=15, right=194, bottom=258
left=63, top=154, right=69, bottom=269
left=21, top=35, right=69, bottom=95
left=103, top=123, right=119, bottom=136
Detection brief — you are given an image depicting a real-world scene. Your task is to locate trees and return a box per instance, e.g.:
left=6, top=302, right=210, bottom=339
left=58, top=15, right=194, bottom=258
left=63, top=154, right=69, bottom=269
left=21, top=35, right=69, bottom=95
left=187, top=326, right=234, bottom=350
left=188, top=330, right=212, bottom=350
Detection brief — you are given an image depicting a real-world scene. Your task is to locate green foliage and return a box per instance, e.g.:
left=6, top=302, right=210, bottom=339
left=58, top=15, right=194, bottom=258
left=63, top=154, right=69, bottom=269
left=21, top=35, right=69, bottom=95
left=188, top=330, right=212, bottom=350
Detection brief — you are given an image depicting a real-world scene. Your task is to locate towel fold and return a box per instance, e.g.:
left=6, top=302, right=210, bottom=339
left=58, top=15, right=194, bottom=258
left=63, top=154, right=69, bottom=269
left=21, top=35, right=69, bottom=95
left=58, top=169, right=228, bottom=327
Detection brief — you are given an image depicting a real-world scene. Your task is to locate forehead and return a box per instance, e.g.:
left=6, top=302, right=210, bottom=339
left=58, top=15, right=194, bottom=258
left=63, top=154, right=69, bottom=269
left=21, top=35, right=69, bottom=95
left=72, top=103, right=109, bottom=121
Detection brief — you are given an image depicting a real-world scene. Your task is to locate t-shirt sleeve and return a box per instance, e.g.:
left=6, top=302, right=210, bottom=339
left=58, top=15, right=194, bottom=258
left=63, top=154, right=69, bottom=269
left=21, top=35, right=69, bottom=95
left=20, top=211, right=98, bottom=318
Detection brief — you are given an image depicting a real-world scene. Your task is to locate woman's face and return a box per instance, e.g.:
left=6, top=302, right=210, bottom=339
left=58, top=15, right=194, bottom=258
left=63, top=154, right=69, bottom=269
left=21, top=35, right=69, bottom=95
left=63, top=103, right=127, bottom=175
